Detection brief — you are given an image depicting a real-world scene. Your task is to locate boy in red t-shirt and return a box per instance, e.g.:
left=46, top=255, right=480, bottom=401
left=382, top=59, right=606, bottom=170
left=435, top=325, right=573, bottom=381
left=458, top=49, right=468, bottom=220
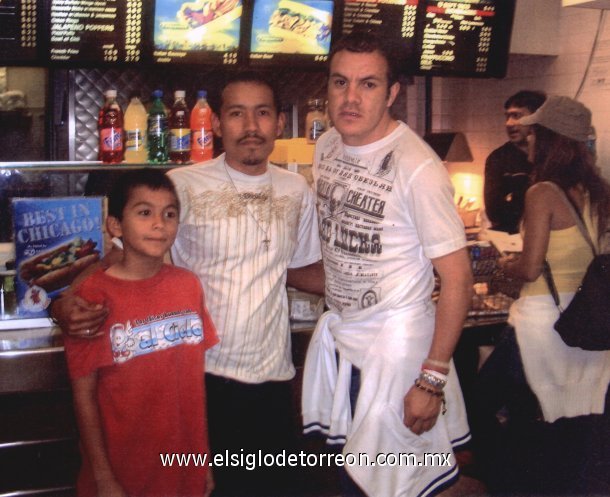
left=64, top=170, right=218, bottom=497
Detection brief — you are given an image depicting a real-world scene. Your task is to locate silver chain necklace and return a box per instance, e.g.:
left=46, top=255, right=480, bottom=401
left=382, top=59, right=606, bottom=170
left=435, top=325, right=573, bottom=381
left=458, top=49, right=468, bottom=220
left=223, top=160, right=272, bottom=250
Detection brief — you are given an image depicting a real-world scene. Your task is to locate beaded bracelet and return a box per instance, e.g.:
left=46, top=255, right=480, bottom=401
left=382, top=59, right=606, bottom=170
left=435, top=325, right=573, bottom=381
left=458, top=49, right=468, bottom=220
left=414, top=379, right=443, bottom=397
left=414, top=379, right=447, bottom=415
left=422, top=368, right=448, bottom=382
left=419, top=371, right=447, bottom=390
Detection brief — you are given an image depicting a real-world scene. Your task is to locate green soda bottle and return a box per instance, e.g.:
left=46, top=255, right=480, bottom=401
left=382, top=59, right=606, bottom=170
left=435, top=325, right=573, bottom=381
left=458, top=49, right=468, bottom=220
left=147, top=90, right=168, bottom=163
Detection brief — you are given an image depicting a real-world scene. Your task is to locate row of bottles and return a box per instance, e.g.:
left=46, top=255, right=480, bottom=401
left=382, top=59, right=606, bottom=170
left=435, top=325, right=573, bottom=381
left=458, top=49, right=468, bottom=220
left=98, top=89, right=214, bottom=164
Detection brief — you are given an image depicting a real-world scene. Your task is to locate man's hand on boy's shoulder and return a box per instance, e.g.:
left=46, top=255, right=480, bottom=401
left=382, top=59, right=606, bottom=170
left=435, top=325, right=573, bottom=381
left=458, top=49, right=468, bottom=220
left=51, top=293, right=108, bottom=338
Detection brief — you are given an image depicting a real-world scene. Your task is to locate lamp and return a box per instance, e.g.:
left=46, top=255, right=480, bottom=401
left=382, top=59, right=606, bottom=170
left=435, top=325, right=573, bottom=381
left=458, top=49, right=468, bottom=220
left=423, top=132, right=473, bottom=162
left=450, top=172, right=484, bottom=227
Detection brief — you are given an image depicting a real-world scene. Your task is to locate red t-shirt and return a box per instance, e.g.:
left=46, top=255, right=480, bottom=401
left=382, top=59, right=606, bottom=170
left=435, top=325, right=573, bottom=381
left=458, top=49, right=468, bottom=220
left=64, top=264, right=219, bottom=497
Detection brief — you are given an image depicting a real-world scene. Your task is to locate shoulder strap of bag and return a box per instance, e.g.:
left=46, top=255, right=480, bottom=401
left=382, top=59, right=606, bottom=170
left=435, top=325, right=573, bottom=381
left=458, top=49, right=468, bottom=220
left=543, top=181, right=598, bottom=256
left=542, top=258, right=563, bottom=312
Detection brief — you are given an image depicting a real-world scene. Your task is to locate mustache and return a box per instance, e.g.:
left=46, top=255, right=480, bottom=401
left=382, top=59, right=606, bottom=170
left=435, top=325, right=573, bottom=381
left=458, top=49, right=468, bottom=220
left=339, top=105, right=359, bottom=113
left=238, top=131, right=265, bottom=144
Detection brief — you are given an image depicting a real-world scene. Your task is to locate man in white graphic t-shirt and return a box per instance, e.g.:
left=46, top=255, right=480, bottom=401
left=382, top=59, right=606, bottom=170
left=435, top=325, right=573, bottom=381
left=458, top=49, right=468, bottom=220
left=52, top=72, right=324, bottom=497
left=303, top=32, right=473, bottom=497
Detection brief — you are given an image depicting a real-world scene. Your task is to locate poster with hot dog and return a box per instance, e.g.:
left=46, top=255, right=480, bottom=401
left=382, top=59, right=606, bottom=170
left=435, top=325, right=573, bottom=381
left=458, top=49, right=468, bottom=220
left=12, top=197, right=105, bottom=317
left=250, top=0, right=333, bottom=55
left=154, top=0, right=243, bottom=55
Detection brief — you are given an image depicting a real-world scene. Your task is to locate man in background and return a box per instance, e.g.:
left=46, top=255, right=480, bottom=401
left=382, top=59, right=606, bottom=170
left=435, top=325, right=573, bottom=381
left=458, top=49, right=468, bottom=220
left=484, top=90, right=546, bottom=233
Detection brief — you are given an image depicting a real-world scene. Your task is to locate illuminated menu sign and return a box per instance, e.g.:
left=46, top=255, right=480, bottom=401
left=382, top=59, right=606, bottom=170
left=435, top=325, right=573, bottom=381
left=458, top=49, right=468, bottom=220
left=249, top=0, right=334, bottom=66
left=418, top=0, right=502, bottom=76
left=0, top=0, right=40, bottom=63
left=153, top=0, right=242, bottom=65
left=341, top=0, right=419, bottom=60
left=49, top=0, right=144, bottom=64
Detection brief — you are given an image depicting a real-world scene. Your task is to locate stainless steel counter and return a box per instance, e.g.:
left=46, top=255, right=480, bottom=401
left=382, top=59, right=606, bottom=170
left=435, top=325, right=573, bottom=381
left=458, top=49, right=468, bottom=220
left=0, top=324, right=67, bottom=394
left=0, top=322, right=77, bottom=497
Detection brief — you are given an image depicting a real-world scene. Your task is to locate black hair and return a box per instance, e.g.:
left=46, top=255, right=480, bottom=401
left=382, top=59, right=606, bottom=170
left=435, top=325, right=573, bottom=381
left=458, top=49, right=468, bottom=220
left=108, top=170, right=179, bottom=220
left=504, top=90, right=546, bottom=113
left=329, top=30, right=400, bottom=89
left=218, top=71, right=282, bottom=114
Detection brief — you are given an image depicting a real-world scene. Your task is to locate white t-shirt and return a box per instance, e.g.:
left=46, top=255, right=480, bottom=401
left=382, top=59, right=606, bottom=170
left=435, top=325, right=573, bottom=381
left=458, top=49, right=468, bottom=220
left=168, top=155, right=321, bottom=382
left=313, top=122, right=466, bottom=315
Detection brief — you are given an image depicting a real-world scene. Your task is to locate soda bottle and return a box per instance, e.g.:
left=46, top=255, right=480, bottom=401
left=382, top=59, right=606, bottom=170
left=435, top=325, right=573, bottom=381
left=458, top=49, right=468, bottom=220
left=305, top=98, right=327, bottom=144
left=98, top=89, right=124, bottom=164
left=169, top=90, right=191, bottom=164
left=147, top=90, right=169, bottom=164
left=123, top=91, right=148, bottom=163
left=190, top=90, right=214, bottom=162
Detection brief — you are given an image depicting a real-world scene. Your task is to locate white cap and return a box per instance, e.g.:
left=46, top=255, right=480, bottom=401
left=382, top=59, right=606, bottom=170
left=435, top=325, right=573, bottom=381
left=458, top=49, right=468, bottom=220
left=106, top=89, right=117, bottom=97
left=519, top=96, right=593, bottom=142
left=175, top=90, right=186, bottom=98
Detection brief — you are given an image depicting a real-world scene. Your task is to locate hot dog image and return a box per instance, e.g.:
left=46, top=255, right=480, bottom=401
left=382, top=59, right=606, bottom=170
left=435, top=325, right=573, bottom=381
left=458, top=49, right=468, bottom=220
left=155, top=0, right=242, bottom=52
left=19, top=237, right=100, bottom=293
left=179, top=0, right=241, bottom=29
left=250, top=0, right=333, bottom=56
left=268, top=0, right=332, bottom=47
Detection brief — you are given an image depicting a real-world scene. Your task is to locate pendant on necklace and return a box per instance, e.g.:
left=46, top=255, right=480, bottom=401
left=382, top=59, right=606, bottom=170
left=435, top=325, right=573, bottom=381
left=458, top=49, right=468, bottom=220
left=262, top=239, right=271, bottom=250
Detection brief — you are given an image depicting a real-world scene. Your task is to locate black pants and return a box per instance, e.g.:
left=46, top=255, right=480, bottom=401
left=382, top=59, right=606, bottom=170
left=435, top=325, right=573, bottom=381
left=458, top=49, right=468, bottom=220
left=205, top=373, right=299, bottom=497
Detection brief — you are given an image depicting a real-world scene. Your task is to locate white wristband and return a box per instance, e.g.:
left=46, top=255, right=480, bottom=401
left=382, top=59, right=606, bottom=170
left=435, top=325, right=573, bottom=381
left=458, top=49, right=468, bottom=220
left=422, top=368, right=448, bottom=382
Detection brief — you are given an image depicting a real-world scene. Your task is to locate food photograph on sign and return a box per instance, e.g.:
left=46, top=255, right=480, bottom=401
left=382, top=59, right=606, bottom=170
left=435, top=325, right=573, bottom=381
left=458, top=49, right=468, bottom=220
left=12, top=197, right=105, bottom=318
left=154, top=0, right=242, bottom=53
left=250, top=0, right=333, bottom=55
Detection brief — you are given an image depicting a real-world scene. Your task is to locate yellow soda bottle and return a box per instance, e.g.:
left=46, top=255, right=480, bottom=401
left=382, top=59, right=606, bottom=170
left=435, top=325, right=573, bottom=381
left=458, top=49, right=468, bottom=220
left=124, top=92, right=148, bottom=163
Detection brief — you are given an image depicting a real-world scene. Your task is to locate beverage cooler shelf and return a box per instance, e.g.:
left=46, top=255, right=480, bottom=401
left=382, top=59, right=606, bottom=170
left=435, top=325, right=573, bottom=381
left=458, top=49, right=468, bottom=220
left=0, top=161, right=178, bottom=171
left=0, top=390, right=79, bottom=497
left=0, top=437, right=78, bottom=497
left=0, top=327, right=78, bottom=497
left=0, top=390, right=77, bottom=447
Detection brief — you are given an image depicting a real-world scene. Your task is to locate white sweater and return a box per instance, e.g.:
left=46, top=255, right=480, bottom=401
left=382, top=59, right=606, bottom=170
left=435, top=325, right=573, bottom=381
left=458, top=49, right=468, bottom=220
left=302, top=301, right=470, bottom=497
left=510, top=293, right=610, bottom=422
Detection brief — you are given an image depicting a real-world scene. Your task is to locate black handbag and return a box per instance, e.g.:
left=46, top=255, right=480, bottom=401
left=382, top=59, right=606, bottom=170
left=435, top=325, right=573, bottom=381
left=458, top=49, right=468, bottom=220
left=542, top=184, right=610, bottom=351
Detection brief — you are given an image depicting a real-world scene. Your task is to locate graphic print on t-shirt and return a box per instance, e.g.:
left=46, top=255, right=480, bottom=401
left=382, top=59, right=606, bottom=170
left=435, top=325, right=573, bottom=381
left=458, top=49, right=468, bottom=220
left=110, top=311, right=203, bottom=363
left=316, top=135, right=398, bottom=312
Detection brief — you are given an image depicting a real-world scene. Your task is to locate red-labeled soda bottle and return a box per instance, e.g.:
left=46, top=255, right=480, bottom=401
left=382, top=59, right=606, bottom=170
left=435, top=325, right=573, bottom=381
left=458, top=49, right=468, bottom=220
left=190, top=90, right=214, bottom=162
left=98, top=89, right=124, bottom=164
left=169, top=90, right=191, bottom=164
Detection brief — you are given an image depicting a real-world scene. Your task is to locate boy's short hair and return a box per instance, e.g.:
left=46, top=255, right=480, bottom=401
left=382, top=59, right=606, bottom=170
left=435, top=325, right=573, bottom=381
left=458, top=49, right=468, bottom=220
left=108, top=170, right=179, bottom=220
left=504, top=90, right=546, bottom=113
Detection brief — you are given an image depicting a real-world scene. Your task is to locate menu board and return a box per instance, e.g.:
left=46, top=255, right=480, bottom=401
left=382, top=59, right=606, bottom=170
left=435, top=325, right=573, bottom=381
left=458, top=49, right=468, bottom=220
left=248, top=0, right=334, bottom=66
left=49, top=0, right=145, bottom=64
left=0, top=0, right=514, bottom=78
left=153, top=0, right=242, bottom=65
left=0, top=0, right=40, bottom=64
left=417, top=0, right=512, bottom=77
left=340, top=0, right=420, bottom=68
